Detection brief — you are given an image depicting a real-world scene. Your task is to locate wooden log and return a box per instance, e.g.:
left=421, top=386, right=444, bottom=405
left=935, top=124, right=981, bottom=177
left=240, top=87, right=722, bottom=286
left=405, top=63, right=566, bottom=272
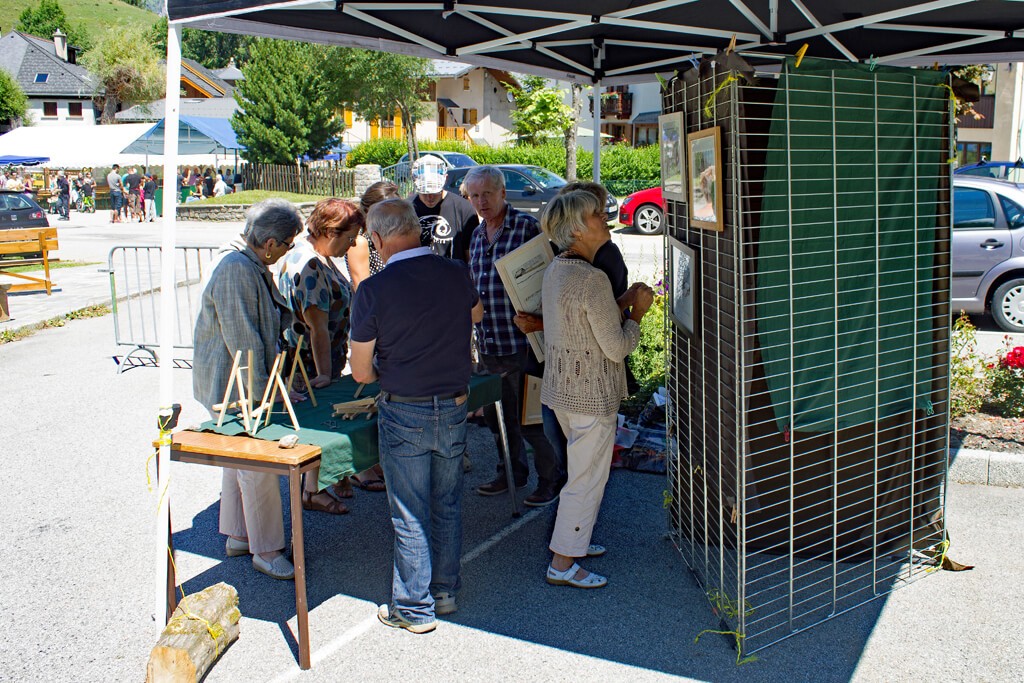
left=146, top=582, right=240, bottom=683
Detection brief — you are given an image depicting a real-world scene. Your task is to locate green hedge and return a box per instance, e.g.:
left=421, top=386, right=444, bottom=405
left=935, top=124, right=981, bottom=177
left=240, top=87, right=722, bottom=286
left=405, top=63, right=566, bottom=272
left=346, top=139, right=660, bottom=192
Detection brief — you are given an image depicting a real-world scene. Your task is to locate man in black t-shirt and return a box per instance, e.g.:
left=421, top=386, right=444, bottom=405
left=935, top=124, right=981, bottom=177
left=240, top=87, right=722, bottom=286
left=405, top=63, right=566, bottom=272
left=125, top=167, right=143, bottom=221
left=409, top=155, right=477, bottom=262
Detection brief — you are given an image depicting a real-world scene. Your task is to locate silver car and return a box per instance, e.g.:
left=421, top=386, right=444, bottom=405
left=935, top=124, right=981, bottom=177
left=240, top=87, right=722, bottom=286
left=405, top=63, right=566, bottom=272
left=953, top=176, right=1024, bottom=332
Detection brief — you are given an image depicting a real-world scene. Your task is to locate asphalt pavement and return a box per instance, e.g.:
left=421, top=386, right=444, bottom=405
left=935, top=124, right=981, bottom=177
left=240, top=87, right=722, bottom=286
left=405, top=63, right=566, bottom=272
left=0, top=312, right=1021, bottom=682
left=0, top=209, right=1021, bottom=681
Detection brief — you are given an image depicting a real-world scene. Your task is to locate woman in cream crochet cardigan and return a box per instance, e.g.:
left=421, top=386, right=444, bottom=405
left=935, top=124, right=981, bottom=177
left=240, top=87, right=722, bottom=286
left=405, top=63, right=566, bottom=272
left=539, top=190, right=655, bottom=589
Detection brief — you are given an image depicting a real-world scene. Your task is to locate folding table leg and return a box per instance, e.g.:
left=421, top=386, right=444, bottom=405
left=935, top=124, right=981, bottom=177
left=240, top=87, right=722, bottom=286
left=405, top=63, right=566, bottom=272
left=493, top=400, right=520, bottom=518
left=288, top=467, right=311, bottom=669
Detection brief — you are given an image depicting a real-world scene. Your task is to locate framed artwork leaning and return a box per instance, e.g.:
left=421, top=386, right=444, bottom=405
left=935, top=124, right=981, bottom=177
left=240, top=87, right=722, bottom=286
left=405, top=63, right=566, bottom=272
left=659, top=112, right=686, bottom=201
left=668, top=237, right=698, bottom=338
left=687, top=126, right=724, bottom=231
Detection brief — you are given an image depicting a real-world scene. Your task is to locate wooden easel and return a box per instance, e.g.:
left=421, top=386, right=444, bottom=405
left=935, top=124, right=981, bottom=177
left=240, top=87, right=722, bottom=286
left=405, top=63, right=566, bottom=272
left=286, top=336, right=318, bottom=408
left=213, top=350, right=254, bottom=432
left=251, top=351, right=301, bottom=433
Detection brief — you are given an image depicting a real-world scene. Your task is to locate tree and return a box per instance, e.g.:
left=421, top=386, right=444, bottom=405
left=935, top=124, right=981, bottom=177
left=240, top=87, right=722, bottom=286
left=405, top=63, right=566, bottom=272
left=82, top=25, right=164, bottom=123
left=508, top=75, right=583, bottom=180
left=0, top=70, right=29, bottom=129
left=151, top=17, right=253, bottom=69
left=231, top=38, right=343, bottom=164
left=508, top=75, right=575, bottom=145
left=16, top=0, right=90, bottom=52
left=325, top=50, right=432, bottom=161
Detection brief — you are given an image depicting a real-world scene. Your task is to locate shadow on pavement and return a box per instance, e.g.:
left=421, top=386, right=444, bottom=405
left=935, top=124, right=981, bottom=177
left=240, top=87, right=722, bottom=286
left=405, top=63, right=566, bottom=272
left=171, top=425, right=894, bottom=681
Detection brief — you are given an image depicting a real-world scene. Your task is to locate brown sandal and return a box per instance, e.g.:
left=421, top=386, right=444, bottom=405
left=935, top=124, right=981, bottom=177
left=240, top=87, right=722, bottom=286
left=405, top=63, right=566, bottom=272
left=302, top=490, right=349, bottom=515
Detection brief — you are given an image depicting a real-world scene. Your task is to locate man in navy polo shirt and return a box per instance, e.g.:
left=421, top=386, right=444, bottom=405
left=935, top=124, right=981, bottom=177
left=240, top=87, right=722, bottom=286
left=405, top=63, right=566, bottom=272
left=350, top=199, right=483, bottom=634
left=464, top=166, right=563, bottom=507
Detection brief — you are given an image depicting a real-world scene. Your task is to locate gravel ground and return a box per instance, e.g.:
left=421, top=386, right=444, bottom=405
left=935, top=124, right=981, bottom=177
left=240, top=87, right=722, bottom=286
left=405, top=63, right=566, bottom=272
left=1, top=314, right=1022, bottom=682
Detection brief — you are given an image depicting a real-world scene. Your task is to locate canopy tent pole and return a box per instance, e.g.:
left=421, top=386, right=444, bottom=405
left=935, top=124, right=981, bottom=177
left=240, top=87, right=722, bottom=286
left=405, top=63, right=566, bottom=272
left=591, top=40, right=604, bottom=183
left=155, top=21, right=183, bottom=627
left=592, top=79, right=601, bottom=183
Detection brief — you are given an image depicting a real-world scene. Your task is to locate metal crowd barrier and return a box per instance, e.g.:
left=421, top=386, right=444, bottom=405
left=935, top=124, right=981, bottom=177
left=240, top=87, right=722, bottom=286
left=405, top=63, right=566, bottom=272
left=106, top=245, right=217, bottom=373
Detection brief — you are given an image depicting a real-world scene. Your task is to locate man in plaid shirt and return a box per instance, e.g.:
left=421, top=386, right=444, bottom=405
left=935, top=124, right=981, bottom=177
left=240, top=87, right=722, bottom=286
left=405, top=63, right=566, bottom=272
left=465, top=166, right=563, bottom=507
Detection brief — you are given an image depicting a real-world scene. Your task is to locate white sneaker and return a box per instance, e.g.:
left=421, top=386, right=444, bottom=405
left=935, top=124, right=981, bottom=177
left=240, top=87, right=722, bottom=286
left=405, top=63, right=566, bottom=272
left=433, top=592, right=457, bottom=615
left=225, top=537, right=250, bottom=557
left=253, top=553, right=294, bottom=580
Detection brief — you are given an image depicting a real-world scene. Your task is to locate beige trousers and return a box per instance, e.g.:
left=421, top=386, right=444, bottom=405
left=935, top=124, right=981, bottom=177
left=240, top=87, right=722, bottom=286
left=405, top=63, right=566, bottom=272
left=548, top=410, right=617, bottom=558
left=219, top=468, right=285, bottom=555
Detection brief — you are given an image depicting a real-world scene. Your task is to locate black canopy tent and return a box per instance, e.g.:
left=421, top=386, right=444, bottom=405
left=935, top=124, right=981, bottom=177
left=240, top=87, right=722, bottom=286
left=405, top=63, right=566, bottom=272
left=152, top=0, right=1024, bottom=669
left=167, top=1, right=1024, bottom=83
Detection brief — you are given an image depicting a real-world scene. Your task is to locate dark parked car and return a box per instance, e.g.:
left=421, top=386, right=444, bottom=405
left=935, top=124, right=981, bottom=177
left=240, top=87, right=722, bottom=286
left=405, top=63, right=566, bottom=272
left=0, top=189, right=49, bottom=231
left=393, top=150, right=478, bottom=182
left=445, top=164, right=618, bottom=222
left=953, top=176, right=1024, bottom=333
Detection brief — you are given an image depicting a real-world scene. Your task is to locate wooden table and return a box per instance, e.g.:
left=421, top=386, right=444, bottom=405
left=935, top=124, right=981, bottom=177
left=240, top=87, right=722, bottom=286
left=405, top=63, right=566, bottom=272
left=166, top=374, right=515, bottom=670
left=168, top=431, right=322, bottom=669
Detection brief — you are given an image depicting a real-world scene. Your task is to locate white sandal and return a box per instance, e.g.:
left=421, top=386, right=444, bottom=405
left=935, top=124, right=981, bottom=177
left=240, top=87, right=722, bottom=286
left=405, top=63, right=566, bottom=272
left=546, top=563, right=608, bottom=589
left=587, top=544, right=606, bottom=557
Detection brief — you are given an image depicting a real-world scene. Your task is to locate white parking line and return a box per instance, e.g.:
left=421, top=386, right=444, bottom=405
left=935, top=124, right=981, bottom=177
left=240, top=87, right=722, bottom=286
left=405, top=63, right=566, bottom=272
left=269, top=506, right=545, bottom=680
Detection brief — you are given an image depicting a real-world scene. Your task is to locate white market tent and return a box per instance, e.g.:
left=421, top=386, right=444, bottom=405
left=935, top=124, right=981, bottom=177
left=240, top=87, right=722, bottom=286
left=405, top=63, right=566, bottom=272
left=0, top=123, right=153, bottom=168
left=0, top=123, right=228, bottom=169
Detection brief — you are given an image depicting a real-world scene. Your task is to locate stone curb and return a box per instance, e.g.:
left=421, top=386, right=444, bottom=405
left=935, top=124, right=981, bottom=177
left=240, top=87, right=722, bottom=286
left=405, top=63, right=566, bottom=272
left=174, top=201, right=327, bottom=222
left=949, top=447, right=1024, bottom=488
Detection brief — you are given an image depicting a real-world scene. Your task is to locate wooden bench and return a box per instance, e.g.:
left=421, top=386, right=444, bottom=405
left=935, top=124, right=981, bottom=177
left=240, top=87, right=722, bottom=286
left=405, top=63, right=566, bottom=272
left=0, top=227, right=59, bottom=295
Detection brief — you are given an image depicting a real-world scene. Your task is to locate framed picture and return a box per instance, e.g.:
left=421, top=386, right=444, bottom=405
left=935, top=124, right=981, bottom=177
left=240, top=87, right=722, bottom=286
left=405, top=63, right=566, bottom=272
left=522, top=374, right=543, bottom=426
left=494, top=234, right=554, bottom=362
left=687, top=126, right=724, bottom=232
left=668, top=237, right=698, bottom=337
left=658, top=112, right=685, bottom=201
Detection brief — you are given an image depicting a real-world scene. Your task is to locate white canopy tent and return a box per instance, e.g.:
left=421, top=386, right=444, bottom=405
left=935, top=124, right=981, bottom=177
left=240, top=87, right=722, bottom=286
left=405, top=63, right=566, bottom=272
left=0, top=123, right=227, bottom=169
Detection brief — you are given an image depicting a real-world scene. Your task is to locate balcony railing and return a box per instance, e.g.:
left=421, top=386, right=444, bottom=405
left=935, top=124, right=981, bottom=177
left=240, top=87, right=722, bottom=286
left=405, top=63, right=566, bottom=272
left=437, top=126, right=470, bottom=142
left=601, top=92, right=633, bottom=119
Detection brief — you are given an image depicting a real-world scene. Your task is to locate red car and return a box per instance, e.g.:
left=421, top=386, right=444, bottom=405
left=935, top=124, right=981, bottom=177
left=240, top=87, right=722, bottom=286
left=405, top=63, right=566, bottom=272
left=618, top=186, right=664, bottom=235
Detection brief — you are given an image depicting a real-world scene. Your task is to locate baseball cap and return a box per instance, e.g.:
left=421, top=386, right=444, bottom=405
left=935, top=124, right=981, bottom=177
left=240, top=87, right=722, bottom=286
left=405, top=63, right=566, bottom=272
left=412, top=155, right=447, bottom=194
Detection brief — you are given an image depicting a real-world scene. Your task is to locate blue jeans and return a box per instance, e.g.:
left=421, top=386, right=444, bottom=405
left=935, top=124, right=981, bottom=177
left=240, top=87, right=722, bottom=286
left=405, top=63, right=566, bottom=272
left=378, top=396, right=467, bottom=625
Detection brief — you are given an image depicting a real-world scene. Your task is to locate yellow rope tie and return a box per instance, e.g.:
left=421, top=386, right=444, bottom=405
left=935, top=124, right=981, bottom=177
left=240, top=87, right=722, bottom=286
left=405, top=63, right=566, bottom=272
left=145, top=448, right=158, bottom=492
left=694, top=629, right=759, bottom=666
left=927, top=539, right=951, bottom=573
left=704, top=73, right=739, bottom=118
left=662, top=490, right=674, bottom=508
left=707, top=589, right=755, bottom=619
left=166, top=547, right=226, bottom=656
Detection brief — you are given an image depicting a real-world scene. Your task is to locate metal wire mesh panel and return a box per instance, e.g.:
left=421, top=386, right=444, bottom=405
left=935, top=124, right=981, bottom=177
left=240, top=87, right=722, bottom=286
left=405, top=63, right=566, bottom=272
left=665, top=58, right=953, bottom=655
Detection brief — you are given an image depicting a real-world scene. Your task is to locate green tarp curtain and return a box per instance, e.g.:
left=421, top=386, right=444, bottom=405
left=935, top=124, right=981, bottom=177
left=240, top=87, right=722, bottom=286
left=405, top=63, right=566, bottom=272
left=755, top=57, right=949, bottom=432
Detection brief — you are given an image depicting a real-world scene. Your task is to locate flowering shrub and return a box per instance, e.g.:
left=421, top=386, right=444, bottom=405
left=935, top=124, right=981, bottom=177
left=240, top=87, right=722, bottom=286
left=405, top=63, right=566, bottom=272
left=986, top=341, right=1024, bottom=417
left=950, top=313, right=987, bottom=417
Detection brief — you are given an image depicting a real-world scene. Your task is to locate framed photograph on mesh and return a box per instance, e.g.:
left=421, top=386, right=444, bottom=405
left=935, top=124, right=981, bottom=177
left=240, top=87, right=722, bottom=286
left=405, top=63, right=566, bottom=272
left=688, top=126, right=724, bottom=231
left=659, top=112, right=686, bottom=200
left=668, top=237, right=698, bottom=337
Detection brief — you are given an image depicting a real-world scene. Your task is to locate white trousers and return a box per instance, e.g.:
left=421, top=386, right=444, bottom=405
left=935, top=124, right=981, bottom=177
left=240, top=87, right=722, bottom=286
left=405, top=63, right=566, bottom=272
left=219, top=468, right=285, bottom=555
left=549, top=409, right=617, bottom=558
left=144, top=198, right=156, bottom=221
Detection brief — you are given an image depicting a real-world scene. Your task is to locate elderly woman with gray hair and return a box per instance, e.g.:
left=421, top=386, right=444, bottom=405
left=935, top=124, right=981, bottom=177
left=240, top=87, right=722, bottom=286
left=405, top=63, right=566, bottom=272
left=540, top=190, right=655, bottom=589
left=193, top=198, right=304, bottom=581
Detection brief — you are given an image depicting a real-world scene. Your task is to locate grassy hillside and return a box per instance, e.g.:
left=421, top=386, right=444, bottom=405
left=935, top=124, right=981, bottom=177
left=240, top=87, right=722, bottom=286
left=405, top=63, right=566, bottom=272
left=0, top=0, right=159, bottom=48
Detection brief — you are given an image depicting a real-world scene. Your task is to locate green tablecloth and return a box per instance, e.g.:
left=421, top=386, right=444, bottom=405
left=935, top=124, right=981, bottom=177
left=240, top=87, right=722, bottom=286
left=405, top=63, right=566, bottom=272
left=199, top=374, right=502, bottom=490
